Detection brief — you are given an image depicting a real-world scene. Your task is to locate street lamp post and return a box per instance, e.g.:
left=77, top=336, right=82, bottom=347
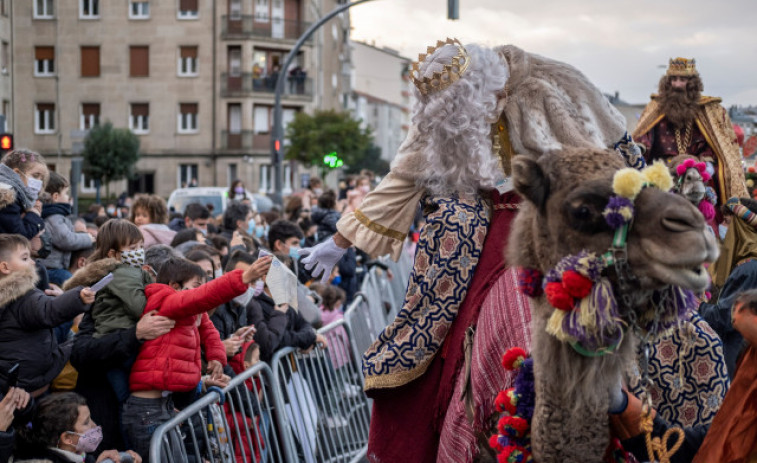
left=270, top=0, right=376, bottom=206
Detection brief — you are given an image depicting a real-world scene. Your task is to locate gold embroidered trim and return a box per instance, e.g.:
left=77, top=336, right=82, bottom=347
left=363, top=354, right=437, bottom=391
left=494, top=203, right=520, bottom=211
left=354, top=209, right=407, bottom=242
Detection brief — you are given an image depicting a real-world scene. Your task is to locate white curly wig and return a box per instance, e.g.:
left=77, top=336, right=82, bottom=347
left=393, top=42, right=509, bottom=196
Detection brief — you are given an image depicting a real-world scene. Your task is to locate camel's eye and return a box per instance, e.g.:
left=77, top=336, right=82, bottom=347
left=564, top=195, right=611, bottom=234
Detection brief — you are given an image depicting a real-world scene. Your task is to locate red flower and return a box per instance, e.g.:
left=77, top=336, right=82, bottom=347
left=497, top=445, right=530, bottom=463
left=502, top=348, right=528, bottom=371
left=545, top=281, right=575, bottom=311
left=489, top=434, right=504, bottom=453
left=497, top=415, right=529, bottom=439
left=561, top=270, right=593, bottom=299
left=495, top=388, right=518, bottom=415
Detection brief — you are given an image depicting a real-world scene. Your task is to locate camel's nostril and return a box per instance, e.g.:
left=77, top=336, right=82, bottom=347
left=661, top=215, right=698, bottom=233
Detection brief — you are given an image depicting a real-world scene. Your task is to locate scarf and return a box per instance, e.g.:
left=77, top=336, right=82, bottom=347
left=41, top=202, right=72, bottom=219
left=0, top=163, right=35, bottom=210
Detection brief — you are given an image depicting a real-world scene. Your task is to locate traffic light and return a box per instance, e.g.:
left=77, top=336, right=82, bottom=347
left=448, top=0, right=459, bottom=20
left=323, top=152, right=343, bottom=169
left=0, top=133, right=12, bottom=152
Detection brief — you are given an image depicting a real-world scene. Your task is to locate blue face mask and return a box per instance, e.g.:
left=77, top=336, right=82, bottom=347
left=332, top=275, right=342, bottom=285
left=300, top=237, right=306, bottom=247
left=247, top=218, right=256, bottom=236
left=255, top=225, right=266, bottom=239
left=289, top=246, right=300, bottom=260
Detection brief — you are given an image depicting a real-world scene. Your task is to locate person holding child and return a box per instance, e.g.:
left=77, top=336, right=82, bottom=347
left=122, top=255, right=271, bottom=461
left=0, top=149, right=48, bottom=239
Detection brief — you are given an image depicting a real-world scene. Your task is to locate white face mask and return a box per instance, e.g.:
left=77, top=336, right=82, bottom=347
left=252, top=280, right=265, bottom=297
left=25, top=176, right=43, bottom=199
left=234, top=287, right=255, bottom=306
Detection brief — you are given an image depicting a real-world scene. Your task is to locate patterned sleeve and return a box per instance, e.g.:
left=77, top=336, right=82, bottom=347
left=336, top=171, right=425, bottom=261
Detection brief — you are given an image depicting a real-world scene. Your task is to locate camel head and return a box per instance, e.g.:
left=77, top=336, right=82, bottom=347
left=510, top=148, right=718, bottom=299
left=670, top=155, right=710, bottom=205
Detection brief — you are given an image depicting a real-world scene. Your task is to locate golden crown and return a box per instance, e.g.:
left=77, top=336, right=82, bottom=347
left=410, top=38, right=471, bottom=96
left=666, top=57, right=698, bottom=77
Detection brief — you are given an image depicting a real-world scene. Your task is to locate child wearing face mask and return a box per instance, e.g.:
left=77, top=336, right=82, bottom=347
left=123, top=255, right=271, bottom=462
left=0, top=149, right=48, bottom=239
left=70, top=219, right=152, bottom=405
left=0, top=235, right=94, bottom=397
left=14, top=392, right=142, bottom=463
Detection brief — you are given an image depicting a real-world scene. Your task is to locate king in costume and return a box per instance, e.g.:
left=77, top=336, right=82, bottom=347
left=301, top=38, right=629, bottom=462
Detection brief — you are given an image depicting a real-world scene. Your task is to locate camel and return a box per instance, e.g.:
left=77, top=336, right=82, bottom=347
left=507, top=147, right=719, bottom=462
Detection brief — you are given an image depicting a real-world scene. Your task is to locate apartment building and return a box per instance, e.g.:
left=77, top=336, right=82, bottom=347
left=349, top=41, right=411, bottom=163
left=10, top=0, right=350, bottom=199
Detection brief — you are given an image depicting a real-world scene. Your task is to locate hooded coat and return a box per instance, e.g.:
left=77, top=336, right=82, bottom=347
left=129, top=270, right=248, bottom=392
left=0, top=264, right=89, bottom=392
left=0, top=182, right=44, bottom=240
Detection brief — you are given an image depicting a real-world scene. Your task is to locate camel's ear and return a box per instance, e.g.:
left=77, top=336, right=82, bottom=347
left=512, top=156, right=549, bottom=210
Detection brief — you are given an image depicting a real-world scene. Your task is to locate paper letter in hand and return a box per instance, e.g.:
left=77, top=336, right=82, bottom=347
left=266, top=257, right=298, bottom=310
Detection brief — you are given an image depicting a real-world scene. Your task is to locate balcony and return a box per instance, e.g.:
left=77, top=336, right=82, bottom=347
left=221, top=130, right=272, bottom=151
left=222, top=15, right=311, bottom=42
left=221, top=72, right=313, bottom=99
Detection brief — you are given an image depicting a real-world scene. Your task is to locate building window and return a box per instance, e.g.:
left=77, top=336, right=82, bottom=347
left=129, top=46, right=149, bottom=77
left=178, top=103, right=198, bottom=133
left=80, top=0, right=99, bottom=19
left=130, top=103, right=149, bottom=133
left=178, top=46, right=198, bottom=77
left=227, top=164, right=238, bottom=186
left=129, top=0, right=149, bottom=19
left=80, top=103, right=100, bottom=130
left=259, top=165, right=271, bottom=193
left=35, top=103, right=55, bottom=134
left=228, top=47, right=241, bottom=76
left=254, top=0, right=269, bottom=22
left=80, top=46, right=100, bottom=77
left=1, top=0, right=7, bottom=17
left=1, top=42, right=8, bottom=74
left=253, top=105, right=269, bottom=134
left=229, top=0, right=241, bottom=20
left=178, top=0, right=198, bottom=19
left=80, top=172, right=97, bottom=193
left=34, top=0, right=54, bottom=19
left=34, top=46, right=55, bottom=77
left=178, top=164, right=198, bottom=188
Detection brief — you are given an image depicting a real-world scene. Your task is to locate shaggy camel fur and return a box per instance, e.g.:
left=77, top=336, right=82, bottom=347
left=507, top=148, right=719, bottom=462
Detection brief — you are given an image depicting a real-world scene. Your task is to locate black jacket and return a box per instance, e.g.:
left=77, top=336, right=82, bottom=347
left=0, top=265, right=89, bottom=392
left=0, top=186, right=44, bottom=240
left=311, top=207, right=340, bottom=243
left=71, top=312, right=142, bottom=453
left=251, top=293, right=316, bottom=363
left=0, top=429, right=13, bottom=463
left=210, top=298, right=260, bottom=341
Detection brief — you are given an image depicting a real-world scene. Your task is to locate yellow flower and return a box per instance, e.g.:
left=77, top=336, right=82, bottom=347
left=643, top=161, right=674, bottom=192
left=612, top=168, right=645, bottom=199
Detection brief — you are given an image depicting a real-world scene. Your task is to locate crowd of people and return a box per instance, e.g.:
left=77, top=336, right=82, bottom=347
left=0, top=148, right=388, bottom=463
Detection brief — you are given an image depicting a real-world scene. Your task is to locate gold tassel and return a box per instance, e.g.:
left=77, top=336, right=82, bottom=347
left=547, top=310, right=571, bottom=342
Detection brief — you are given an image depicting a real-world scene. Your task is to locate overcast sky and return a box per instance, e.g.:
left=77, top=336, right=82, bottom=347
left=350, top=0, right=757, bottom=107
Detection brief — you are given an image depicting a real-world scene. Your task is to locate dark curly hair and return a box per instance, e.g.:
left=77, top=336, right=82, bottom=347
left=19, top=392, right=87, bottom=448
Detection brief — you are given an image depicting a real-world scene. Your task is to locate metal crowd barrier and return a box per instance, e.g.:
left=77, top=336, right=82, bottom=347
left=149, top=253, right=411, bottom=463
left=270, top=319, right=371, bottom=463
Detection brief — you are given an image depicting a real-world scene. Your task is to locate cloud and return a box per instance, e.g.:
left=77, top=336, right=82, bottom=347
left=350, top=0, right=757, bottom=106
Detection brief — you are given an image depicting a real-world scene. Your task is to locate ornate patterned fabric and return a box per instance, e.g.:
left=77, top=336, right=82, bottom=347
left=627, top=313, right=729, bottom=428
left=363, top=193, right=489, bottom=391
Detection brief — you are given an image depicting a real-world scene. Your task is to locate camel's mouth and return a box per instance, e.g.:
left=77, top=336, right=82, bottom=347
left=645, top=262, right=710, bottom=292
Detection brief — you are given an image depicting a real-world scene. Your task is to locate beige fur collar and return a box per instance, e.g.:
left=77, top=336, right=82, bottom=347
left=0, top=182, right=17, bottom=210
left=0, top=264, right=39, bottom=308
left=63, top=258, right=121, bottom=291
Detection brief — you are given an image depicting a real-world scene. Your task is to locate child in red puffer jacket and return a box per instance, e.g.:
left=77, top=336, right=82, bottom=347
left=122, top=255, right=271, bottom=462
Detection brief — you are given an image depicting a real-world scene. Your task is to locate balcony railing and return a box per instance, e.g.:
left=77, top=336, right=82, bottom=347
left=222, top=15, right=311, bottom=41
left=221, top=130, right=272, bottom=151
left=221, top=72, right=313, bottom=98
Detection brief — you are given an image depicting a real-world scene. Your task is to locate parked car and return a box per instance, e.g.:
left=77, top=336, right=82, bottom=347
left=167, top=187, right=274, bottom=215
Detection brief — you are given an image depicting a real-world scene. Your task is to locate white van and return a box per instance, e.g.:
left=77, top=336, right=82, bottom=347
left=167, top=187, right=274, bottom=214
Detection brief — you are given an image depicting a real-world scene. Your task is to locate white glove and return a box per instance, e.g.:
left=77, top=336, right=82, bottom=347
left=299, top=237, right=348, bottom=284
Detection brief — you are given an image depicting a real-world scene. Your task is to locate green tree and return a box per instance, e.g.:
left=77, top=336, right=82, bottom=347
left=285, top=110, right=374, bottom=176
left=82, top=121, right=140, bottom=201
